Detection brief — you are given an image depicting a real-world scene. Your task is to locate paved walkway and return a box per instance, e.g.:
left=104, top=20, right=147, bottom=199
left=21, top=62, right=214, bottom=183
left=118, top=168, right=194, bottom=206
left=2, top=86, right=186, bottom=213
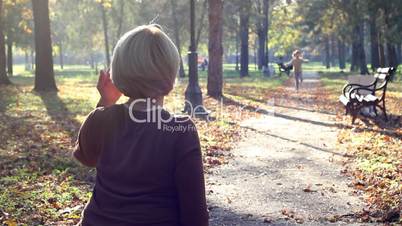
left=207, top=73, right=364, bottom=225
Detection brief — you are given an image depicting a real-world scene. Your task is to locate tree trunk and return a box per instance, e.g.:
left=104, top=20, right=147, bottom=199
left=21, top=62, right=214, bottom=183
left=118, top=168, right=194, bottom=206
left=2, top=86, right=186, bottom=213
left=240, top=0, right=250, bottom=77
left=338, top=39, right=346, bottom=70
left=257, top=30, right=265, bottom=70
left=351, top=24, right=368, bottom=74
left=369, top=14, right=380, bottom=70
left=170, top=0, right=185, bottom=78
left=263, top=0, right=270, bottom=70
left=254, top=39, right=257, bottom=71
left=25, top=50, right=30, bottom=71
left=379, top=42, right=386, bottom=67
left=324, top=37, right=330, bottom=69
left=100, top=2, right=111, bottom=66
left=32, top=0, right=57, bottom=91
left=357, top=24, right=369, bottom=75
left=386, top=43, right=397, bottom=68
left=195, top=0, right=208, bottom=48
left=30, top=49, right=35, bottom=71
left=397, top=44, right=401, bottom=65
left=256, top=0, right=269, bottom=71
left=6, top=37, right=12, bottom=76
left=207, top=0, right=223, bottom=98
left=383, top=11, right=397, bottom=68
left=116, top=0, right=125, bottom=40
left=350, top=43, right=357, bottom=71
left=235, top=27, right=239, bottom=71
left=0, top=0, right=10, bottom=84
left=59, top=42, right=64, bottom=70
left=330, top=36, right=337, bottom=67
left=90, top=54, right=95, bottom=69
left=256, top=0, right=263, bottom=70
left=383, top=7, right=397, bottom=68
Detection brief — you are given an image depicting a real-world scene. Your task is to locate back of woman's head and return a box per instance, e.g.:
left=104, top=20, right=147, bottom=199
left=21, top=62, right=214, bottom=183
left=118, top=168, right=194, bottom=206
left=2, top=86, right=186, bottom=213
left=111, top=24, right=180, bottom=99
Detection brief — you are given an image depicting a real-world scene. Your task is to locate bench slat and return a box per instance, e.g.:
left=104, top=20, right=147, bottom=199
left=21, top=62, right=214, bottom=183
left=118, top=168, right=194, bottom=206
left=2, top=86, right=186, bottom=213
left=377, top=67, right=392, bottom=74
left=374, top=73, right=387, bottom=80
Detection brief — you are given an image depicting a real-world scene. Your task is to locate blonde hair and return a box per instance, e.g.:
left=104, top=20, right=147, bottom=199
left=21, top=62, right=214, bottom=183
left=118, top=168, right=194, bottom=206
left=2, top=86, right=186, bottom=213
left=111, top=24, right=180, bottom=99
left=292, top=49, right=302, bottom=59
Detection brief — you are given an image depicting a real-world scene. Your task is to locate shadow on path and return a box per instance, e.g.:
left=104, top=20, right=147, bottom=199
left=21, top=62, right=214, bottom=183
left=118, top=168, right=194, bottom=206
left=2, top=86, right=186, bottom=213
left=240, top=125, right=345, bottom=157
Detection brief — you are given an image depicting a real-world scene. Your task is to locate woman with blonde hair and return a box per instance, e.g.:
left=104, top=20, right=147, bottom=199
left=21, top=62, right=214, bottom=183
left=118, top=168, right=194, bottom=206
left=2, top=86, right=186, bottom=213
left=73, top=24, right=208, bottom=226
left=291, top=49, right=308, bottom=91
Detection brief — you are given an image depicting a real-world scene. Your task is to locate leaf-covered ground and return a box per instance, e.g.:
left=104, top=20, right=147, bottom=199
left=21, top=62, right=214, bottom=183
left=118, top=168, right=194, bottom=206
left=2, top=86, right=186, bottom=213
left=0, top=66, right=285, bottom=225
left=321, top=72, right=402, bottom=223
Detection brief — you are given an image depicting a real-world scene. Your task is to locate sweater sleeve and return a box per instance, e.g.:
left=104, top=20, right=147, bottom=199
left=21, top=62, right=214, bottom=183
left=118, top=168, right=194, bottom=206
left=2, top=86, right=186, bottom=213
left=174, top=120, right=209, bottom=226
left=73, top=109, right=103, bottom=167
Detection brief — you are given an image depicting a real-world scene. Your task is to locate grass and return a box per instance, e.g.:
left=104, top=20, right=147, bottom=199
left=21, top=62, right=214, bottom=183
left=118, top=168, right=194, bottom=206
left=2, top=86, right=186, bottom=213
left=0, top=64, right=286, bottom=225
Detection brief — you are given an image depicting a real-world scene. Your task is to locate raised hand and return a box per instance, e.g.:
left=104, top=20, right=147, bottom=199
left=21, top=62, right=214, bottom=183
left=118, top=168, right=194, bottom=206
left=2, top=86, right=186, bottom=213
left=96, top=69, right=122, bottom=107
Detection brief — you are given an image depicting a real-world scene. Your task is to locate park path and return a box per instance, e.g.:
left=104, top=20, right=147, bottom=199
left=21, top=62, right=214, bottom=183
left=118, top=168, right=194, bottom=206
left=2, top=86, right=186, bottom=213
left=206, top=72, right=365, bottom=225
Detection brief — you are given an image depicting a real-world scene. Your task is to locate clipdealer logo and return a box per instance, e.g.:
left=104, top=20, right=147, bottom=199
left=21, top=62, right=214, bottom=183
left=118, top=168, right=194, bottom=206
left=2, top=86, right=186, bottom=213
left=127, top=97, right=277, bottom=132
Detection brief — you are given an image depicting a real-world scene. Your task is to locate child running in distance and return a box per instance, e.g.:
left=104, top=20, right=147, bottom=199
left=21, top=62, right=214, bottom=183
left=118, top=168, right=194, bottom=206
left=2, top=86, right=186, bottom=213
left=291, top=50, right=308, bottom=91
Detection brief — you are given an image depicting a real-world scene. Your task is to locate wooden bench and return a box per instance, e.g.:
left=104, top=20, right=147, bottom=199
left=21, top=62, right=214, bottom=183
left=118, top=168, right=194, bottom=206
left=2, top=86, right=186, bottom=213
left=339, top=67, right=396, bottom=124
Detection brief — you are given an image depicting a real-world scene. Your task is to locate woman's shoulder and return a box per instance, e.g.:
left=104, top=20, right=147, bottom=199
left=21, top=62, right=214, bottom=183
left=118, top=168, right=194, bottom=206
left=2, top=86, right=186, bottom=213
left=85, top=104, right=125, bottom=123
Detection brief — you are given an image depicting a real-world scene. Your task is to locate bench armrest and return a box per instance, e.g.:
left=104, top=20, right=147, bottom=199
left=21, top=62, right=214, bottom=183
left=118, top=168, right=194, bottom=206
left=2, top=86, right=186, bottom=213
left=342, top=82, right=376, bottom=97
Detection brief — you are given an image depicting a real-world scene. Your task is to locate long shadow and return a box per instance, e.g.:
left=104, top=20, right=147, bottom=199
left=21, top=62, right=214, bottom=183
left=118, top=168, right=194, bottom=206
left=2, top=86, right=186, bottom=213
left=273, top=103, right=337, bottom=116
left=36, top=91, right=83, bottom=139
left=240, top=125, right=345, bottom=157
left=221, top=95, right=348, bottom=129
left=226, top=91, right=337, bottom=116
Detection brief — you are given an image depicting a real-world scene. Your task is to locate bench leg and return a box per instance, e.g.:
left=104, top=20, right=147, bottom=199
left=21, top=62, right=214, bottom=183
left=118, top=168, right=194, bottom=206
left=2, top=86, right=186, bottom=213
left=377, top=102, right=388, bottom=121
left=383, top=102, right=388, bottom=121
left=350, top=107, right=358, bottom=124
left=382, top=106, right=388, bottom=121
left=352, top=114, right=357, bottom=124
left=373, top=106, right=378, bottom=116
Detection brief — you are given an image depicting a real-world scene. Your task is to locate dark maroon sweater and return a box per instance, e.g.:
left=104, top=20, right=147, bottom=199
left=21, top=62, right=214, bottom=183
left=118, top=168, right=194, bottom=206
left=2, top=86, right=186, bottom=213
left=73, top=104, right=208, bottom=226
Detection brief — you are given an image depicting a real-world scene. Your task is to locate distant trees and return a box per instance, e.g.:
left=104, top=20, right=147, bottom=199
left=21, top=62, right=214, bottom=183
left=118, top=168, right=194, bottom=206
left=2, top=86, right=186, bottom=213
left=32, top=0, right=57, bottom=91
left=2, top=0, right=401, bottom=84
left=297, top=0, right=401, bottom=74
left=207, top=0, right=223, bottom=97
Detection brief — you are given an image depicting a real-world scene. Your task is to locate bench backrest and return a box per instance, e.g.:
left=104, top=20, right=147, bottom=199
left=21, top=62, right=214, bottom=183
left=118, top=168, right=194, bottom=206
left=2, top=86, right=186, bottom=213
left=373, top=67, right=396, bottom=101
